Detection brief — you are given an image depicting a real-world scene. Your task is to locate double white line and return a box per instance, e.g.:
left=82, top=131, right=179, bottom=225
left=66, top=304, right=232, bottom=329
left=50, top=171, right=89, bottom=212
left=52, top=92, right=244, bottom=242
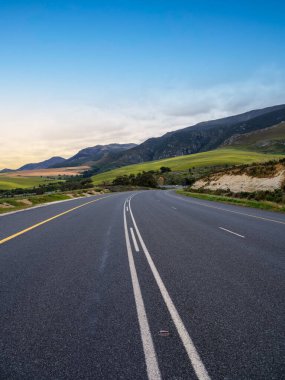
left=123, top=194, right=211, bottom=380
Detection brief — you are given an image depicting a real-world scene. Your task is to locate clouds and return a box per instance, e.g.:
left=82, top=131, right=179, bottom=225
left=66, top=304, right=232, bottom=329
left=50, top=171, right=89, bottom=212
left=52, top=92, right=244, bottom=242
left=163, top=68, right=285, bottom=120
left=1, top=67, right=285, bottom=169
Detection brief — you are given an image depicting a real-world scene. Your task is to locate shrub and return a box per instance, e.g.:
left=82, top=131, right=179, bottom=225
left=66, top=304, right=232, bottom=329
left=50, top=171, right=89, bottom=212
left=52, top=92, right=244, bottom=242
left=160, top=166, right=171, bottom=173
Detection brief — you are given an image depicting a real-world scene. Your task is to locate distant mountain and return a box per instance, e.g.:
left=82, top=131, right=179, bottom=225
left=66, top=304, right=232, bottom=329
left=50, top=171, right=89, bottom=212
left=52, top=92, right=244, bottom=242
left=98, top=104, right=285, bottom=170
left=18, top=156, right=66, bottom=171
left=53, top=143, right=137, bottom=168
left=8, top=144, right=137, bottom=173
left=0, top=168, right=13, bottom=173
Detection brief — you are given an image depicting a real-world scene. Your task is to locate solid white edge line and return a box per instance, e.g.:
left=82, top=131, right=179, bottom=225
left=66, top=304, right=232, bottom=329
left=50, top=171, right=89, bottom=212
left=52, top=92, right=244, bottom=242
left=130, top=227, right=140, bottom=252
left=129, top=199, right=211, bottom=380
left=166, top=191, right=285, bottom=225
left=219, top=227, right=245, bottom=238
left=123, top=200, right=161, bottom=380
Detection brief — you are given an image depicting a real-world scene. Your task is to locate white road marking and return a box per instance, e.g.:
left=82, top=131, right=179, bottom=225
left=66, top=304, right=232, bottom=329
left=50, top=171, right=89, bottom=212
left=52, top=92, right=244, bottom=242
left=171, top=206, right=177, bottom=210
left=129, top=199, right=211, bottom=380
left=126, top=206, right=129, bottom=212
left=167, top=192, right=285, bottom=225
left=219, top=227, right=245, bottom=238
left=130, top=227, right=140, bottom=252
left=123, top=200, right=161, bottom=380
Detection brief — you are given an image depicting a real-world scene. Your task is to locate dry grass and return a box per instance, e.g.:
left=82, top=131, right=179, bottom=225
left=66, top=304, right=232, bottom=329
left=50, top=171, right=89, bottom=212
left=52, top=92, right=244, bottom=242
left=2, top=166, right=90, bottom=178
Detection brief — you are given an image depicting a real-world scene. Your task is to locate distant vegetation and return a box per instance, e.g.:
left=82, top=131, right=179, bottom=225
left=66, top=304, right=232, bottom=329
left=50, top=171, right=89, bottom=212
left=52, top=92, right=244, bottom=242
left=112, top=171, right=158, bottom=188
left=0, top=177, right=93, bottom=198
left=0, top=176, right=108, bottom=214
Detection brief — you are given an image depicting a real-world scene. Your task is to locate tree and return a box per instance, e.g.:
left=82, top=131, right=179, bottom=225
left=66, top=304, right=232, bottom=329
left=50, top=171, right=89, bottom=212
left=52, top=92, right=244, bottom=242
left=112, top=175, right=130, bottom=186
left=136, top=172, right=157, bottom=188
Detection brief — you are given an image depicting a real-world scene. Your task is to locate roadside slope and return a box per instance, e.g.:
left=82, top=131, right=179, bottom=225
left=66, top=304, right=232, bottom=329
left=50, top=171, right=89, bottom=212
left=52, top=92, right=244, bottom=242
left=192, top=159, right=285, bottom=193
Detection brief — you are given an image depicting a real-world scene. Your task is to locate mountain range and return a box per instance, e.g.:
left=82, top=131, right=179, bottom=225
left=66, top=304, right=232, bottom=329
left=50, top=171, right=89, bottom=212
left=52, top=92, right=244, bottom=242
left=55, top=143, right=137, bottom=168
left=3, top=144, right=137, bottom=172
left=3, top=104, right=285, bottom=173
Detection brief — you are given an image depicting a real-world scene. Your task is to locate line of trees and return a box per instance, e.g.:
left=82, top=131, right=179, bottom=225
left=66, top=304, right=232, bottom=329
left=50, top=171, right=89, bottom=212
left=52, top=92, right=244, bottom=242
left=112, top=171, right=157, bottom=188
left=0, top=177, right=93, bottom=198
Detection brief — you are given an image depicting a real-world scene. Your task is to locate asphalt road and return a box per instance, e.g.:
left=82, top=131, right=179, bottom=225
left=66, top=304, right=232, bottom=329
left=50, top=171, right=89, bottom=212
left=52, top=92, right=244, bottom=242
left=0, top=190, right=284, bottom=379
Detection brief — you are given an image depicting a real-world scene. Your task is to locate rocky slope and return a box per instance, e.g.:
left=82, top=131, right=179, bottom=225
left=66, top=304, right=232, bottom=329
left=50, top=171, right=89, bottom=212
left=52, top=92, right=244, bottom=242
left=223, top=121, right=285, bottom=153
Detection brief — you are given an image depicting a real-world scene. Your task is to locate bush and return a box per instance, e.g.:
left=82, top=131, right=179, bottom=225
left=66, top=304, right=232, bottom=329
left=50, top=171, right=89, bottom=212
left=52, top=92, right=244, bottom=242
left=112, top=175, right=130, bottom=186
left=160, top=166, right=171, bottom=173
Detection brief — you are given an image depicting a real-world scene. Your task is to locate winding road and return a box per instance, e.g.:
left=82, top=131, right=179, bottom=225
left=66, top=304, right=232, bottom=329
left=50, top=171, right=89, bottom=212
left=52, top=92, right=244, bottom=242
left=0, top=190, right=284, bottom=379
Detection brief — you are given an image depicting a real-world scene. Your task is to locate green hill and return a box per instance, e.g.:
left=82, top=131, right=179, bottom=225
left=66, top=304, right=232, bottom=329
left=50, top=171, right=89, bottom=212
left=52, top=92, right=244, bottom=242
left=0, top=176, right=57, bottom=190
left=92, top=148, right=285, bottom=185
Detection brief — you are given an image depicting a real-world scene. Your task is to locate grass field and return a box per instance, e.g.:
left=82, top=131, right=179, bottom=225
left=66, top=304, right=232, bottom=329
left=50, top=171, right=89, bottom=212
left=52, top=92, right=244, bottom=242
left=0, top=166, right=88, bottom=190
left=176, top=190, right=285, bottom=213
left=0, top=176, right=55, bottom=190
left=92, top=148, right=285, bottom=185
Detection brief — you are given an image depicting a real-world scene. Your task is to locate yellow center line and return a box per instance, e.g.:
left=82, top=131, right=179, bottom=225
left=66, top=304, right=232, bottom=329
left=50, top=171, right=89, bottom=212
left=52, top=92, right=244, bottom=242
left=0, top=195, right=111, bottom=245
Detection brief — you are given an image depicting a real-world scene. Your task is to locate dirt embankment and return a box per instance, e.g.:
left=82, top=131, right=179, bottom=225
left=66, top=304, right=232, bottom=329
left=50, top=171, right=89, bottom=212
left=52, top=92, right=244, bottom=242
left=192, top=162, right=285, bottom=193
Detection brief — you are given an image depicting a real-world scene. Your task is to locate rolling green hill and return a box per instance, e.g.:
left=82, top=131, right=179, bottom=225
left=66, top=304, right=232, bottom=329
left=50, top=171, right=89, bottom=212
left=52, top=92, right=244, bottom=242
left=92, top=148, right=285, bottom=185
left=224, top=122, right=285, bottom=153
left=0, top=176, right=58, bottom=190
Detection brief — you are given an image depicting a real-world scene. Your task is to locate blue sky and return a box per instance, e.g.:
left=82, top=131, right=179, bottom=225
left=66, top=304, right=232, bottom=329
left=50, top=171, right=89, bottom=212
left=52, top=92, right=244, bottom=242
left=1, top=0, right=285, bottom=168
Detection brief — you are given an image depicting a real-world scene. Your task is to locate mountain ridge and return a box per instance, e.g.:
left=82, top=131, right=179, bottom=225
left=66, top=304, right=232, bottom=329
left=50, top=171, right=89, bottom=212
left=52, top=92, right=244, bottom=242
left=55, top=143, right=137, bottom=168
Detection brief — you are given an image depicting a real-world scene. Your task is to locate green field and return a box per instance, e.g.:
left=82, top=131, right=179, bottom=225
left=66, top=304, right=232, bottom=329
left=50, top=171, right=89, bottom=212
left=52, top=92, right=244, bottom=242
left=92, top=148, right=285, bottom=185
left=0, top=176, right=57, bottom=190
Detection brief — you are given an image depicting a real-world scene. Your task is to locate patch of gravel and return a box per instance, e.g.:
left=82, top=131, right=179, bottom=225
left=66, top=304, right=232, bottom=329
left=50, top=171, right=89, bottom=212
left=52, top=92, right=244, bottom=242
left=0, top=202, right=15, bottom=209
left=16, top=199, right=33, bottom=205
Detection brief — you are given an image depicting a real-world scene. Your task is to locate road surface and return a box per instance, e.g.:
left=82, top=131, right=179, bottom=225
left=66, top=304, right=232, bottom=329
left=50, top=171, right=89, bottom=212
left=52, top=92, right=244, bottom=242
left=0, top=190, right=284, bottom=379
